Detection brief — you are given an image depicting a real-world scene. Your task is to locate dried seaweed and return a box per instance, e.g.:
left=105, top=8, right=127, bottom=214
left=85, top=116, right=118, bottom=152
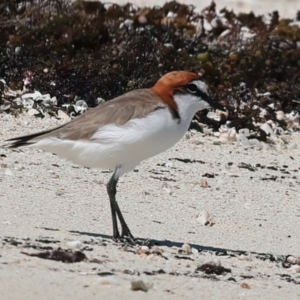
left=0, top=1, right=299, bottom=132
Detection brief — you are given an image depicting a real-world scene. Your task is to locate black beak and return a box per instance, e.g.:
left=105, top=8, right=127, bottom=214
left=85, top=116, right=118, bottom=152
left=207, top=96, right=225, bottom=111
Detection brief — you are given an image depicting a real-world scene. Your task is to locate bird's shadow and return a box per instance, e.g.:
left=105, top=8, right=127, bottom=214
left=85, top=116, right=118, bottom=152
left=69, top=230, right=286, bottom=262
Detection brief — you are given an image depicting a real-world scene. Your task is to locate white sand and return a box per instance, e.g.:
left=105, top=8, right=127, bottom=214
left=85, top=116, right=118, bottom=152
left=0, top=113, right=300, bottom=299
left=113, top=0, right=299, bottom=18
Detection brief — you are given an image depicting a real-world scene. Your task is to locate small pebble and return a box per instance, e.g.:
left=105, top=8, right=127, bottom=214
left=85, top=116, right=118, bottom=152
left=181, top=243, right=192, bottom=254
left=65, top=240, right=83, bottom=250
left=131, top=280, right=151, bottom=292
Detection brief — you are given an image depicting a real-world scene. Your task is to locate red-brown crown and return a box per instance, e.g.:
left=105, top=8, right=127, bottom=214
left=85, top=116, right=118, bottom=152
left=151, top=71, right=200, bottom=112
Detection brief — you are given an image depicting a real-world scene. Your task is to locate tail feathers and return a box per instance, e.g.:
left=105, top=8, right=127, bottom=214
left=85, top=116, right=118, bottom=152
left=3, top=124, right=66, bottom=148
left=3, top=131, right=47, bottom=148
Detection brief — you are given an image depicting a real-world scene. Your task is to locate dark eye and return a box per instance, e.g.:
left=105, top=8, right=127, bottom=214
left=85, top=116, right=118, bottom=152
left=186, top=83, right=198, bottom=94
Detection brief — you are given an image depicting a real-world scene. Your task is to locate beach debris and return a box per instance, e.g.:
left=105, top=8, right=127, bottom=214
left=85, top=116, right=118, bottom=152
left=200, top=178, right=210, bottom=188
left=283, top=255, right=300, bottom=270
left=180, top=243, right=192, bottom=254
left=195, top=261, right=231, bottom=275
left=135, top=245, right=165, bottom=259
left=131, top=280, right=152, bottom=292
left=65, top=240, right=83, bottom=250
left=21, top=248, right=86, bottom=263
left=241, top=282, right=251, bottom=289
left=287, top=255, right=300, bottom=265
left=196, top=210, right=214, bottom=226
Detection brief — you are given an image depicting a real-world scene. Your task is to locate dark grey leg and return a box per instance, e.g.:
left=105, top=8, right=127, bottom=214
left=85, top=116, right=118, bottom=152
left=106, top=171, right=134, bottom=239
left=106, top=174, right=120, bottom=239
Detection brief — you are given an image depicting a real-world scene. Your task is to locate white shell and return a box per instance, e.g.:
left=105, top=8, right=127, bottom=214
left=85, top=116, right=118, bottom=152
left=65, top=240, right=83, bottom=250
left=260, top=122, right=274, bottom=135
left=181, top=243, right=192, bottom=254
left=236, top=133, right=250, bottom=146
left=238, top=128, right=250, bottom=137
left=207, top=111, right=221, bottom=121
left=196, top=210, right=214, bottom=226
left=276, top=110, right=285, bottom=121
left=74, top=100, right=88, bottom=114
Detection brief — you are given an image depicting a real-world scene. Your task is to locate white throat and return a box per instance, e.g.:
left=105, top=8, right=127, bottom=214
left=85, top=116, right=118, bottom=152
left=173, top=93, right=210, bottom=130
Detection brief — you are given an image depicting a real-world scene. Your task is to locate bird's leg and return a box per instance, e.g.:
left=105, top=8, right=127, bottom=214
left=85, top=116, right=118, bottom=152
left=106, top=172, right=134, bottom=240
left=107, top=174, right=120, bottom=239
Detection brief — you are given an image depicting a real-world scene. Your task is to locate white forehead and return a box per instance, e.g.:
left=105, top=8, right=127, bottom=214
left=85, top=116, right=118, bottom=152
left=191, top=80, right=208, bottom=94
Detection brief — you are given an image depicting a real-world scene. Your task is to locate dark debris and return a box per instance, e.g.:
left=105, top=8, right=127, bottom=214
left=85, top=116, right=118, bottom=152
left=0, top=1, right=299, bottom=134
left=196, top=262, right=231, bottom=275
left=21, top=248, right=86, bottom=263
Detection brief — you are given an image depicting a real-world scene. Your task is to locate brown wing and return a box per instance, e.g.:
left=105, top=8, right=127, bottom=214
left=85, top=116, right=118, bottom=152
left=5, top=89, right=166, bottom=147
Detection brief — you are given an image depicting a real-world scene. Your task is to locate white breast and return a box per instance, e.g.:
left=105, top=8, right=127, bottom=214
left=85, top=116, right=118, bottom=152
left=34, top=108, right=191, bottom=177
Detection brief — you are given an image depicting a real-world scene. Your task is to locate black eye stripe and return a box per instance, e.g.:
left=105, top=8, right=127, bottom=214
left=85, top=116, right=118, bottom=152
left=196, top=89, right=209, bottom=101
left=186, top=83, right=198, bottom=93
left=185, top=83, right=209, bottom=100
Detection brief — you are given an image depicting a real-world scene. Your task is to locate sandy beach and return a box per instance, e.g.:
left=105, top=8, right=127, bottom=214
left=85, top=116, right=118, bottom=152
left=114, top=0, right=299, bottom=18
left=1, top=113, right=299, bottom=299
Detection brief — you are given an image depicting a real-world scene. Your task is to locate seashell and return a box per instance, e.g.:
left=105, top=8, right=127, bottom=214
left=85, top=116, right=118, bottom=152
left=203, top=127, right=213, bottom=135
left=260, top=122, right=274, bottom=135
left=41, top=95, right=57, bottom=107
left=238, top=254, right=252, bottom=261
left=228, top=128, right=237, bottom=140
left=268, top=103, right=275, bottom=109
left=287, top=255, right=300, bottom=265
left=256, top=91, right=271, bottom=97
left=219, top=125, right=229, bottom=133
left=275, top=127, right=284, bottom=135
left=276, top=111, right=286, bottom=121
left=259, top=108, right=268, bottom=118
left=238, top=128, right=250, bottom=137
left=236, top=133, right=250, bottom=146
left=36, top=93, right=51, bottom=103
left=196, top=210, right=214, bottom=226
left=74, top=100, right=88, bottom=114
left=140, top=245, right=149, bottom=252
left=13, top=97, right=23, bottom=106
left=191, top=247, right=198, bottom=254
left=57, top=110, right=70, bottom=120
left=207, top=111, right=221, bottom=121
left=241, top=282, right=251, bottom=289
left=21, top=91, right=42, bottom=100
left=267, top=120, right=276, bottom=128
left=163, top=43, right=174, bottom=49
left=66, top=240, right=83, bottom=250
left=166, top=11, right=175, bottom=18
left=185, top=132, right=191, bottom=139
left=240, top=26, right=256, bottom=40
left=27, top=108, right=39, bottom=117
left=0, top=103, right=11, bottom=111
left=219, top=134, right=229, bottom=144
left=181, top=243, right=192, bottom=254
left=131, top=280, right=151, bottom=292
left=119, top=19, right=133, bottom=29
left=95, top=97, right=105, bottom=105
left=22, top=98, right=35, bottom=109
left=219, top=28, right=231, bottom=38
left=200, top=178, right=210, bottom=188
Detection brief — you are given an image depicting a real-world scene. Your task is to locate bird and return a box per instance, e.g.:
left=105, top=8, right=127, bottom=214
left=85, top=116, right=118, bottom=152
left=3, top=71, right=222, bottom=240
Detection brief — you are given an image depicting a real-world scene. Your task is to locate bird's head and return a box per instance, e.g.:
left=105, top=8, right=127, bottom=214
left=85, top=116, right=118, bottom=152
left=151, top=71, right=223, bottom=119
